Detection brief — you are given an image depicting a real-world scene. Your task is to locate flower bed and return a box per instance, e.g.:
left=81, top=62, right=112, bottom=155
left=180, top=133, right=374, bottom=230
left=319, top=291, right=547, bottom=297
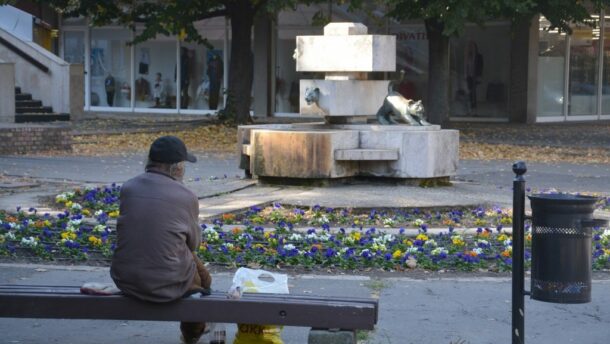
left=0, top=185, right=608, bottom=272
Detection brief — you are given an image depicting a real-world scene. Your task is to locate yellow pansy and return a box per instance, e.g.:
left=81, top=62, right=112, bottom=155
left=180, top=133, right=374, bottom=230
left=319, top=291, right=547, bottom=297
left=452, top=237, right=465, bottom=246
left=416, top=233, right=428, bottom=242
left=108, top=210, right=119, bottom=218
left=351, top=232, right=361, bottom=241
left=392, top=249, right=403, bottom=259
left=88, top=236, right=102, bottom=246
left=403, top=239, right=413, bottom=246
left=61, top=231, right=77, bottom=240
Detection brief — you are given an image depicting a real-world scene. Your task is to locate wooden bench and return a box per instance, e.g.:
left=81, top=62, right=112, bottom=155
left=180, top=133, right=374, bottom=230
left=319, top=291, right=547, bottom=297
left=0, top=284, right=378, bottom=343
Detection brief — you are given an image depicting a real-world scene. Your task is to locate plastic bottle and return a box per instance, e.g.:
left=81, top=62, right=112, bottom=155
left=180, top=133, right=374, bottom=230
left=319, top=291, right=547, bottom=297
left=209, top=323, right=226, bottom=344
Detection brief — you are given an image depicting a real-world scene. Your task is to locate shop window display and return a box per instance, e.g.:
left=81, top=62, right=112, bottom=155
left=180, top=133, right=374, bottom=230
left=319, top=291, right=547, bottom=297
left=62, top=31, right=84, bottom=64
left=181, top=38, right=226, bottom=111
left=90, top=28, right=132, bottom=108
left=568, top=19, right=600, bottom=116
left=537, top=16, right=567, bottom=117
left=390, top=25, right=429, bottom=105
left=449, top=23, right=510, bottom=119
left=601, top=14, right=610, bottom=115
left=133, top=36, right=177, bottom=109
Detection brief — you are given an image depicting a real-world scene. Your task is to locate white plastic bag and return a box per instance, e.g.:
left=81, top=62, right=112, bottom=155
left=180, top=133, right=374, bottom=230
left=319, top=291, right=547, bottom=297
left=231, top=267, right=289, bottom=294
left=230, top=268, right=288, bottom=344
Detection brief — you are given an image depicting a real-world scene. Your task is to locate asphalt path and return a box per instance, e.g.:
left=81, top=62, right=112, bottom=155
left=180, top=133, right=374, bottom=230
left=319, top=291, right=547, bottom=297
left=0, top=265, right=608, bottom=344
left=1, top=155, right=610, bottom=343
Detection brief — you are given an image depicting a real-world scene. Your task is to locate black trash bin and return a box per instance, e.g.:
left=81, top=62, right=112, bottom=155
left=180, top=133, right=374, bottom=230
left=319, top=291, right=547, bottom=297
left=528, top=193, right=607, bottom=303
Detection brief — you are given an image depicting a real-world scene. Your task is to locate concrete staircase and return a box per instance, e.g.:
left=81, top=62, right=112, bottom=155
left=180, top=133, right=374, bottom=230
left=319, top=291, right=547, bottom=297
left=14, top=86, right=69, bottom=123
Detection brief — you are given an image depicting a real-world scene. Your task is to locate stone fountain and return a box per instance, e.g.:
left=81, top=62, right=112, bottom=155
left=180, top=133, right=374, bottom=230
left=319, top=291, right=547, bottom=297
left=238, top=22, right=458, bottom=183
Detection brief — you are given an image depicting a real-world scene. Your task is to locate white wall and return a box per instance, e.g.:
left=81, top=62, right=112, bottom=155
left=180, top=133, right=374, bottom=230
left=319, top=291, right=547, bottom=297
left=0, top=27, right=74, bottom=115
left=0, top=5, right=33, bottom=42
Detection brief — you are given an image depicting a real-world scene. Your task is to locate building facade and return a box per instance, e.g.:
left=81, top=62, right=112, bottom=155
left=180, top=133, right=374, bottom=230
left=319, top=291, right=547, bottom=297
left=2, top=2, right=610, bottom=123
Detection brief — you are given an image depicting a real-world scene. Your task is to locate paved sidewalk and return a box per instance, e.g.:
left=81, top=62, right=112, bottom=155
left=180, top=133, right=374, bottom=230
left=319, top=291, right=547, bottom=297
left=2, top=155, right=610, bottom=219
left=0, top=264, right=609, bottom=344
left=1, top=151, right=610, bottom=344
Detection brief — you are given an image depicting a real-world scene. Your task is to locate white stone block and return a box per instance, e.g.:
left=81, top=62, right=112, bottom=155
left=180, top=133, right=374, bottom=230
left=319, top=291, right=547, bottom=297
left=300, top=80, right=390, bottom=117
left=359, top=129, right=459, bottom=178
left=296, top=35, right=396, bottom=72
left=249, top=129, right=359, bottom=178
left=324, top=22, right=368, bottom=36
left=334, top=149, right=399, bottom=161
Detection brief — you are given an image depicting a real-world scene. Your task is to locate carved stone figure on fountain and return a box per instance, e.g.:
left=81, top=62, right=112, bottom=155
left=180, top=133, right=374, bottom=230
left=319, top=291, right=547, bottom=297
left=376, top=83, right=431, bottom=126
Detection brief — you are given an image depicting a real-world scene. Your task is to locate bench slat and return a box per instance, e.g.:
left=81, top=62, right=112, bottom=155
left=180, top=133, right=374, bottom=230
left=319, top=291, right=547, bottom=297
left=0, top=288, right=378, bottom=330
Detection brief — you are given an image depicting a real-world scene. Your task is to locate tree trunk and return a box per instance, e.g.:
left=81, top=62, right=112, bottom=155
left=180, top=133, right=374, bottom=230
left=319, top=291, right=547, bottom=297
left=424, top=18, right=450, bottom=125
left=223, top=1, right=255, bottom=125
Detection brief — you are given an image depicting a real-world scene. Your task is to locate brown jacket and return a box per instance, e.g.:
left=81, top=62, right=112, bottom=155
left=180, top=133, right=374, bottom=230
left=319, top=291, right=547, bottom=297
left=110, top=171, right=201, bottom=302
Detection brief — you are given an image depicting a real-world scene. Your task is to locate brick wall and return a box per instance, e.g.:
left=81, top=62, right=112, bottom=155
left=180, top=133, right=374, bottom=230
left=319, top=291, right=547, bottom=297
left=0, top=125, right=72, bottom=154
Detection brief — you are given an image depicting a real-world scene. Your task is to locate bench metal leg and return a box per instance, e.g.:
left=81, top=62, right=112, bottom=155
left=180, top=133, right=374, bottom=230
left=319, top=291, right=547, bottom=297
left=308, top=328, right=356, bottom=344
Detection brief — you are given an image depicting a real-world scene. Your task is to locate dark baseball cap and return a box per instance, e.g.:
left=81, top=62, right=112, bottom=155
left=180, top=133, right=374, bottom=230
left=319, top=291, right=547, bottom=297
left=149, top=136, right=197, bottom=163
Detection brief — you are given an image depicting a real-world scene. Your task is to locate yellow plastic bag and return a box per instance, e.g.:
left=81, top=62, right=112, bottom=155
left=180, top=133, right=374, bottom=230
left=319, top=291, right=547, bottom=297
left=231, top=268, right=288, bottom=344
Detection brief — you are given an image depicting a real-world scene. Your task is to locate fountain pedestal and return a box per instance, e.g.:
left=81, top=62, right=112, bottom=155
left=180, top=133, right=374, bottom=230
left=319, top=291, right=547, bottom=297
left=238, top=23, right=459, bottom=182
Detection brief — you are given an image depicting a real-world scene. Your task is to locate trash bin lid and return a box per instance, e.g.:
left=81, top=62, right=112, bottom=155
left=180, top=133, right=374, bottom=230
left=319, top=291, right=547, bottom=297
left=528, top=193, right=599, bottom=203
left=528, top=193, right=599, bottom=213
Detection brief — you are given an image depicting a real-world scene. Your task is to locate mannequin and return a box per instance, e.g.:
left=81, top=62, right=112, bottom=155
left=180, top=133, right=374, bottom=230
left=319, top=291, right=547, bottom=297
left=104, top=74, right=116, bottom=106
left=177, top=47, right=190, bottom=108
left=465, top=41, right=483, bottom=112
left=207, top=53, right=223, bottom=110
left=153, top=72, right=165, bottom=107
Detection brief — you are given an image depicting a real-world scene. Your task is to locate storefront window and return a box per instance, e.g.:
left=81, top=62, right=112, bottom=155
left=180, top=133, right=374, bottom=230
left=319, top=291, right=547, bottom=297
left=449, top=23, right=511, bottom=119
left=275, top=5, right=326, bottom=114
left=90, top=28, right=132, bottom=108
left=133, top=36, right=177, bottom=109
left=390, top=25, right=429, bottom=106
left=537, top=16, right=567, bottom=117
left=62, top=31, right=84, bottom=64
left=568, top=19, right=600, bottom=116
left=175, top=18, right=228, bottom=111
left=601, top=14, right=610, bottom=115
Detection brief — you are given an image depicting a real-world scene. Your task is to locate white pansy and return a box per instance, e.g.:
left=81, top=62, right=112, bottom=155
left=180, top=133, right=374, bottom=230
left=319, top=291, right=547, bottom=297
left=382, top=218, right=396, bottom=227
left=473, top=248, right=484, bottom=255
left=373, top=234, right=395, bottom=245
left=306, top=232, right=318, bottom=240
left=94, top=210, right=104, bottom=217
left=55, top=192, right=74, bottom=203
left=407, top=246, right=419, bottom=254
left=288, top=233, right=302, bottom=241
left=371, top=243, right=386, bottom=252
left=70, top=203, right=82, bottom=211
left=476, top=239, right=489, bottom=246
left=318, top=232, right=331, bottom=242
left=503, top=239, right=512, bottom=247
left=413, top=219, right=424, bottom=226
left=424, top=239, right=438, bottom=247
left=6, top=232, right=16, bottom=240
left=283, top=244, right=296, bottom=251
left=343, top=236, right=355, bottom=245
left=431, top=247, right=448, bottom=256
left=93, top=224, right=106, bottom=233
left=20, top=236, right=38, bottom=247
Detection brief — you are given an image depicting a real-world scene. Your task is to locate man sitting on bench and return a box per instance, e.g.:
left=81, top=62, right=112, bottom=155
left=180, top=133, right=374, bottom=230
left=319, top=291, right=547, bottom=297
left=110, top=136, right=212, bottom=344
